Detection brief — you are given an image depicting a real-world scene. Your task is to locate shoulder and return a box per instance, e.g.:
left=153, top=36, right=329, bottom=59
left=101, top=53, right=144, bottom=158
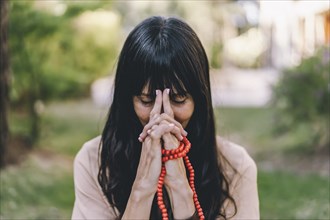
left=216, top=136, right=257, bottom=181
left=72, top=136, right=117, bottom=218
left=75, top=136, right=101, bottom=164
left=74, top=136, right=102, bottom=180
left=216, top=136, right=260, bottom=218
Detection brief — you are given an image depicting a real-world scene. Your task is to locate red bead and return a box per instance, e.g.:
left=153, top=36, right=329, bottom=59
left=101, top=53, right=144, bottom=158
left=158, top=137, right=204, bottom=220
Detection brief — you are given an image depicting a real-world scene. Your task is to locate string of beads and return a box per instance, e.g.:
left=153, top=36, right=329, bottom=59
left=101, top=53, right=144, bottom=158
left=157, top=137, right=205, bottom=220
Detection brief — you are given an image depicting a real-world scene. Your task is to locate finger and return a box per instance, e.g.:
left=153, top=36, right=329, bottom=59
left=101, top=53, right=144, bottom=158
left=162, top=88, right=174, bottom=117
left=138, top=90, right=162, bottom=142
left=139, top=116, right=187, bottom=142
left=139, top=115, right=162, bottom=142
left=159, top=120, right=183, bottom=141
left=147, top=124, right=158, bottom=135
left=150, top=90, right=162, bottom=118
left=147, top=122, right=183, bottom=141
left=160, top=113, right=188, bottom=136
left=149, top=123, right=175, bottom=140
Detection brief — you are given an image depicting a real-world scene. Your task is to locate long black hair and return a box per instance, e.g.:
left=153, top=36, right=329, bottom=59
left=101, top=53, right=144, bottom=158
left=98, top=16, right=236, bottom=219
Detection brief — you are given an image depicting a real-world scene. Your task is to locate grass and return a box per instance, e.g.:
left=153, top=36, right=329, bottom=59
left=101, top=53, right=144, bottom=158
left=37, top=99, right=107, bottom=156
left=1, top=157, right=74, bottom=219
left=214, top=107, right=316, bottom=155
left=1, top=100, right=329, bottom=219
left=258, top=171, right=329, bottom=219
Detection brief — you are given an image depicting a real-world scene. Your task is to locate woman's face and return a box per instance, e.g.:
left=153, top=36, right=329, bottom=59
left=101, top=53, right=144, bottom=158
left=133, top=86, right=194, bottom=128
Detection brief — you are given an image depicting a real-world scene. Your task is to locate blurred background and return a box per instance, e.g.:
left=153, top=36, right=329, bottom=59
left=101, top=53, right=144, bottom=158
left=0, top=0, right=329, bottom=219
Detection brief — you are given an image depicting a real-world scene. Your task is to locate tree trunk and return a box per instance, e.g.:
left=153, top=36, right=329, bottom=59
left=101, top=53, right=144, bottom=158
left=0, top=0, right=10, bottom=168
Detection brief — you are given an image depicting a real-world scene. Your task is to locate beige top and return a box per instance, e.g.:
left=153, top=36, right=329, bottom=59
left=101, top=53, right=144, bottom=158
left=72, top=136, right=259, bottom=219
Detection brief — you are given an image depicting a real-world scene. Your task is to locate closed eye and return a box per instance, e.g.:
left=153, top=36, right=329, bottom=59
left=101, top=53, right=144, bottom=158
left=141, top=100, right=154, bottom=105
left=171, top=94, right=187, bottom=104
left=138, top=95, right=154, bottom=105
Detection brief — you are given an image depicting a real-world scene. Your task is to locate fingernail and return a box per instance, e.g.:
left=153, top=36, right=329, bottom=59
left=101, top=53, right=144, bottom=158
left=147, top=129, right=151, bottom=134
left=166, top=88, right=170, bottom=94
left=156, top=90, right=159, bottom=95
left=184, top=130, right=188, bottom=136
left=180, top=136, right=183, bottom=141
left=169, top=123, right=174, bottom=126
left=138, top=137, right=142, bottom=142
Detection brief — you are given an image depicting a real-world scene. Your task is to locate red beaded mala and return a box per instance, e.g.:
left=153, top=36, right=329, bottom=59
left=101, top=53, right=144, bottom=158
left=157, top=137, right=205, bottom=220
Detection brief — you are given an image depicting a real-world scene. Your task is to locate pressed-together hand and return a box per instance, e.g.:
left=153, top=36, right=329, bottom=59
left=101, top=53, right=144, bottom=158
left=123, top=89, right=194, bottom=219
left=133, top=89, right=184, bottom=194
left=138, top=89, right=189, bottom=186
left=139, top=89, right=195, bottom=219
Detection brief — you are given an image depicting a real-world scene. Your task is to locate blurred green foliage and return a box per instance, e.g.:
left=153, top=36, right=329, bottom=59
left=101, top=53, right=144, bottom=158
left=8, top=1, right=120, bottom=142
left=272, top=47, right=330, bottom=150
left=9, top=1, right=119, bottom=103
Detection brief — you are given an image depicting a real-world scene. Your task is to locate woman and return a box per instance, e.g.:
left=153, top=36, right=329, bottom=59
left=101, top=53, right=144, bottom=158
left=72, top=16, right=259, bottom=220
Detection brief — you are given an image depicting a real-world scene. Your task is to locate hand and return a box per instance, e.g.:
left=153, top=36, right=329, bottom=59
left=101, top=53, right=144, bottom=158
left=138, top=90, right=187, bottom=143
left=133, top=90, right=184, bottom=193
left=124, top=90, right=184, bottom=219
left=135, top=89, right=195, bottom=219
left=133, top=90, right=163, bottom=194
left=161, top=89, right=195, bottom=219
left=161, top=89, right=190, bottom=187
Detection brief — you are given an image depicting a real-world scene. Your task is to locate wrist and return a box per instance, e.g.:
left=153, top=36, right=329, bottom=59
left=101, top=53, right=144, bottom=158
left=166, top=179, right=193, bottom=198
left=165, top=180, right=195, bottom=219
left=123, top=180, right=157, bottom=219
left=162, top=134, right=179, bottom=150
left=131, top=180, right=157, bottom=202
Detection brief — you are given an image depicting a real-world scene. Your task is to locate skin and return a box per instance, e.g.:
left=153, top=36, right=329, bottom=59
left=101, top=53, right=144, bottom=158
left=122, top=88, right=195, bottom=219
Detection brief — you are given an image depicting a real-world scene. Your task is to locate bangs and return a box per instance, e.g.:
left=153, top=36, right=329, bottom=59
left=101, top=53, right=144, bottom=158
left=130, top=47, right=193, bottom=99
